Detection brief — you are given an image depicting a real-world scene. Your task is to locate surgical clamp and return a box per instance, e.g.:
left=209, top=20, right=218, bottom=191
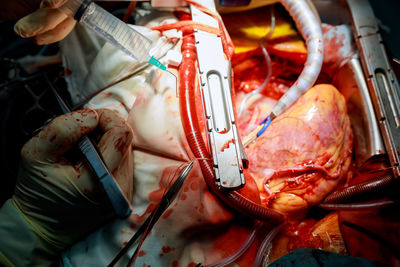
left=108, top=159, right=194, bottom=267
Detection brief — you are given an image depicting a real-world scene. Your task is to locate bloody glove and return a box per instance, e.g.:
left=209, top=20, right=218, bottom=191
left=0, top=108, right=134, bottom=266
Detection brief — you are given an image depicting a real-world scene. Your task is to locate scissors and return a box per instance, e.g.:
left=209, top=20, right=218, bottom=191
left=108, top=159, right=195, bottom=267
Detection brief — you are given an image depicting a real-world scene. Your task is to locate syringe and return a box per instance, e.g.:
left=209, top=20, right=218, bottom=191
left=59, top=0, right=167, bottom=71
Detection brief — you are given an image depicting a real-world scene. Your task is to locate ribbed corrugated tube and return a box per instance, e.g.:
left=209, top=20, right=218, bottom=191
left=271, top=0, right=323, bottom=118
left=179, top=34, right=284, bottom=224
left=324, top=174, right=393, bottom=203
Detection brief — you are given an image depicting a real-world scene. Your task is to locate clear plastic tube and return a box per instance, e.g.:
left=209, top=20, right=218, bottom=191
left=205, top=227, right=258, bottom=267
left=237, top=7, right=275, bottom=118
left=253, top=225, right=282, bottom=267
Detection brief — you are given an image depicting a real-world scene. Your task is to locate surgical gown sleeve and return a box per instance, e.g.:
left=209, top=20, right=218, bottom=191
left=0, top=200, right=57, bottom=267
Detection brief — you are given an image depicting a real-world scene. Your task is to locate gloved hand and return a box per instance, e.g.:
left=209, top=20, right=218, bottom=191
left=0, top=108, right=134, bottom=266
left=0, top=0, right=76, bottom=45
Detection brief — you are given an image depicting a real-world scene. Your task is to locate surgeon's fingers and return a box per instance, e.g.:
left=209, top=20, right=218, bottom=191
left=111, top=144, right=134, bottom=201
left=97, top=109, right=134, bottom=200
left=34, top=16, right=76, bottom=45
left=21, top=109, right=99, bottom=163
left=72, top=109, right=134, bottom=200
left=41, top=0, right=69, bottom=9
left=96, top=109, right=134, bottom=175
left=14, top=8, right=68, bottom=38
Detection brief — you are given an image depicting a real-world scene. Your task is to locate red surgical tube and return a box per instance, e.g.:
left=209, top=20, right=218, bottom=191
left=179, top=33, right=284, bottom=224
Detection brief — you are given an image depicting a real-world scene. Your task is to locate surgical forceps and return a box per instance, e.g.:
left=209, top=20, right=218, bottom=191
left=47, top=75, right=132, bottom=218
left=108, top=159, right=194, bottom=267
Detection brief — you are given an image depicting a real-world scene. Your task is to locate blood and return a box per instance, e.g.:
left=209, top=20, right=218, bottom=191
left=162, top=209, right=173, bottom=219
left=79, top=126, right=91, bottom=133
left=232, top=47, right=297, bottom=100
left=210, top=220, right=260, bottom=266
left=162, top=246, right=175, bottom=253
left=149, top=185, right=166, bottom=203
left=38, top=170, right=47, bottom=177
left=130, top=166, right=183, bottom=224
left=130, top=203, right=158, bottom=225
left=49, top=134, right=56, bottom=142
left=83, top=188, right=92, bottom=194
left=76, top=109, right=91, bottom=117
left=284, top=219, right=324, bottom=253
left=120, top=230, right=131, bottom=236
left=220, top=139, right=234, bottom=152
left=138, top=250, right=147, bottom=257
left=190, top=181, right=199, bottom=191
left=102, top=92, right=113, bottom=98
left=321, top=25, right=346, bottom=64
left=198, top=203, right=204, bottom=214
left=114, top=137, right=126, bottom=154
left=64, top=68, right=72, bottom=76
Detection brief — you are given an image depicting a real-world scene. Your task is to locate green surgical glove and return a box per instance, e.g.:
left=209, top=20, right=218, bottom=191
left=0, top=108, right=134, bottom=266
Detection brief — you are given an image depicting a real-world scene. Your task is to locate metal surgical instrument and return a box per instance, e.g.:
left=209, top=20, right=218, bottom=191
left=347, top=0, right=400, bottom=178
left=191, top=2, right=248, bottom=190
left=108, top=159, right=194, bottom=267
left=47, top=76, right=132, bottom=218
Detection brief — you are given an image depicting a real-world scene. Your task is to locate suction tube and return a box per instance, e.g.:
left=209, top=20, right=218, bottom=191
left=179, top=34, right=284, bottom=224
left=270, top=0, right=323, bottom=118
